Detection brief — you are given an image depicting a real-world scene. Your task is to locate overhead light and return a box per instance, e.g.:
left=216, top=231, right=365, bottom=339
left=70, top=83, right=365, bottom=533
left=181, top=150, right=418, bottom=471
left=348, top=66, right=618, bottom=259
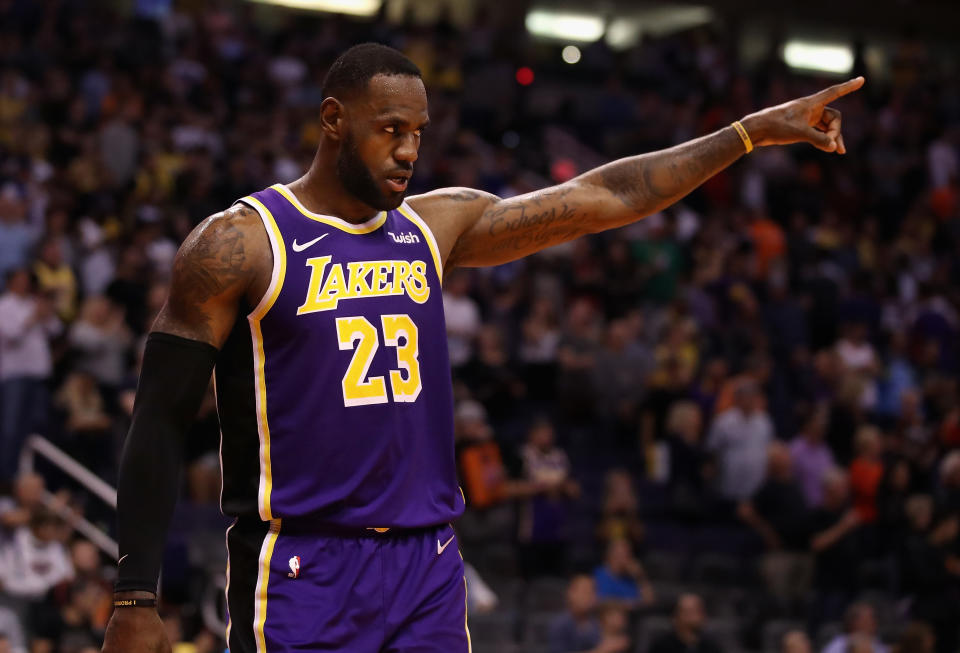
left=606, top=18, right=640, bottom=50
left=562, top=45, right=582, bottom=64
left=525, top=9, right=604, bottom=43
left=639, top=5, right=713, bottom=37
left=246, top=0, right=382, bottom=16
left=607, top=6, right=714, bottom=50
left=783, top=40, right=854, bottom=74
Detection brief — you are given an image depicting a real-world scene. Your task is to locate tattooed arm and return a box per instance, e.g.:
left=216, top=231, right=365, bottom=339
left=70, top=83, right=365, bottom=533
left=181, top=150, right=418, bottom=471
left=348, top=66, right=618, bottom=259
left=153, top=203, right=271, bottom=345
left=103, top=205, right=270, bottom=653
left=411, top=77, right=863, bottom=269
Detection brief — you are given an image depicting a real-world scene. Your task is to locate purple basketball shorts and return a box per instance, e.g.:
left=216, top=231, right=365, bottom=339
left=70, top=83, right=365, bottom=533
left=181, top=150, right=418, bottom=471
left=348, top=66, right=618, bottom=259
left=224, top=519, right=471, bottom=652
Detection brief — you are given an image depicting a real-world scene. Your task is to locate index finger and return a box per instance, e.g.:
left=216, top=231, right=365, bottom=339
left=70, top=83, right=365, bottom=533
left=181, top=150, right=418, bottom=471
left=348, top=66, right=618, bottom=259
left=811, top=76, right=865, bottom=104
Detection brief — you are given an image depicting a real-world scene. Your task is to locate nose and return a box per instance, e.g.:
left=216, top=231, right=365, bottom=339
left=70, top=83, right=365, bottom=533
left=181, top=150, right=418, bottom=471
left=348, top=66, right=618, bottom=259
left=394, top=133, right=419, bottom=164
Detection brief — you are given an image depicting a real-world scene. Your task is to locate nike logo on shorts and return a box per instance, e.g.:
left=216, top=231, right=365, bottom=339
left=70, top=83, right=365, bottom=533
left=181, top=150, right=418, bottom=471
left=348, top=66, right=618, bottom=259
left=437, top=534, right=455, bottom=556
left=292, top=234, right=328, bottom=252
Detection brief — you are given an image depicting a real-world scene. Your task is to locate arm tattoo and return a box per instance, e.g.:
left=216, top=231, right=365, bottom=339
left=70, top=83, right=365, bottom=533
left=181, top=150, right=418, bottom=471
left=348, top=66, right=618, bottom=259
left=446, top=127, right=744, bottom=267
left=161, top=209, right=253, bottom=342
left=595, top=126, right=744, bottom=213
left=452, top=187, right=584, bottom=261
left=174, top=222, right=248, bottom=302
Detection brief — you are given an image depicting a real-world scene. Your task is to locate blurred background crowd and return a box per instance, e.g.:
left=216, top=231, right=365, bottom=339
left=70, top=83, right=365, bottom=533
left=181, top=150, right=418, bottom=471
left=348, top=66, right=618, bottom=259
left=1, top=1, right=960, bottom=652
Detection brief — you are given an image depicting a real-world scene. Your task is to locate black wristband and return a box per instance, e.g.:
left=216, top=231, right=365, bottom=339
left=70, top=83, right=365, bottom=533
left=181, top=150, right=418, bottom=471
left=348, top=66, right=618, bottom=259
left=113, top=598, right=158, bottom=608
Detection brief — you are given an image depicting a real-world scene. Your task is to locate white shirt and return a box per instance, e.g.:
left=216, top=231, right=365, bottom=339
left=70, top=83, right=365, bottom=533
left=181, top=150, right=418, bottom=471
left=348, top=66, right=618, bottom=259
left=443, top=293, right=480, bottom=366
left=835, top=338, right=879, bottom=408
left=0, top=605, right=27, bottom=653
left=822, top=634, right=888, bottom=653
left=835, top=339, right=877, bottom=371
left=0, top=292, right=61, bottom=380
left=706, top=406, right=774, bottom=501
left=0, top=527, right=74, bottom=600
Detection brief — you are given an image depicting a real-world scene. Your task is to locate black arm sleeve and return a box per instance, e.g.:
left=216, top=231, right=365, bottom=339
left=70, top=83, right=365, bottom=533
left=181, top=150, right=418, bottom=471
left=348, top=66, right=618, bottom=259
left=115, top=332, right=218, bottom=593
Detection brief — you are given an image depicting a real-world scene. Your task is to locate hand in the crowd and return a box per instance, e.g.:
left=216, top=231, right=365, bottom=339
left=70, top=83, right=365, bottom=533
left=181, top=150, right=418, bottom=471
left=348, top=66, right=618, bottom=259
left=931, top=516, right=959, bottom=545
left=741, top=76, right=865, bottom=153
left=840, top=509, right=862, bottom=531
left=945, top=555, right=960, bottom=577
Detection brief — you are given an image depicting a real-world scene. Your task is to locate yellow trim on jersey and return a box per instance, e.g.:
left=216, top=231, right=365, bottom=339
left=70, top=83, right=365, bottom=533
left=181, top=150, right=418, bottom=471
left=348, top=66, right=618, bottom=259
left=243, top=195, right=287, bottom=521
left=224, top=520, right=235, bottom=646
left=396, top=203, right=443, bottom=283
left=254, top=519, right=282, bottom=653
left=464, top=576, right=472, bottom=653
left=461, top=546, right=473, bottom=653
left=271, top=183, right=387, bottom=234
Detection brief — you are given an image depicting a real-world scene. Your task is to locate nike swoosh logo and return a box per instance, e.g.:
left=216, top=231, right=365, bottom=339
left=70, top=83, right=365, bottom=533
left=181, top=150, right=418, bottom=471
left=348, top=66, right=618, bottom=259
left=291, top=234, right=328, bottom=252
left=118, top=554, right=128, bottom=565
left=437, top=534, right=455, bottom=556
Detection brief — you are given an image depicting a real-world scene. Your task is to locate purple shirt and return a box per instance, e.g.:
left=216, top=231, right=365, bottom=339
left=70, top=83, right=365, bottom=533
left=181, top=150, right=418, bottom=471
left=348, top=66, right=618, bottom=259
left=788, top=436, right=835, bottom=508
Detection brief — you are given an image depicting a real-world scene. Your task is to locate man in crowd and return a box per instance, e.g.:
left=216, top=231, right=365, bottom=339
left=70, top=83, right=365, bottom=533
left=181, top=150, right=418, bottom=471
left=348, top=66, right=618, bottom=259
left=548, top=575, right=629, bottom=653
left=706, top=380, right=774, bottom=506
left=0, top=268, right=61, bottom=482
left=821, top=603, right=889, bottom=653
left=649, top=593, right=723, bottom=653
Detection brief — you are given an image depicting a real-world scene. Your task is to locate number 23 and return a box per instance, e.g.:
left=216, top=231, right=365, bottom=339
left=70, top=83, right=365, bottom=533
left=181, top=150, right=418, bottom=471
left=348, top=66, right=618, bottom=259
left=335, top=314, right=421, bottom=407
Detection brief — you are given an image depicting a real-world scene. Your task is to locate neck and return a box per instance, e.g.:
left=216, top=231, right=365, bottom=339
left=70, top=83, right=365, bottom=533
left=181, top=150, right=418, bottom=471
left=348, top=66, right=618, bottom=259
left=289, top=146, right=382, bottom=224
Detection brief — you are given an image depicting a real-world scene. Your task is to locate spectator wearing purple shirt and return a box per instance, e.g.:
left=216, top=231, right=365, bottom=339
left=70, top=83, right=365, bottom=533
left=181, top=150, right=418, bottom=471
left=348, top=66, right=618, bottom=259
left=789, top=406, right=835, bottom=508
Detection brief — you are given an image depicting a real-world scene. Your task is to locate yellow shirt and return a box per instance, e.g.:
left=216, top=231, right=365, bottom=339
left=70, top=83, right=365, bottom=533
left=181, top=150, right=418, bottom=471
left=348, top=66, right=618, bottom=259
left=34, top=262, right=77, bottom=323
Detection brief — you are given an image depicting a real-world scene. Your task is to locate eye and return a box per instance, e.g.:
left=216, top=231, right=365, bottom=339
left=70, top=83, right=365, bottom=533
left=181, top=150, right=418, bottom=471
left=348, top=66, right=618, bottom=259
left=384, top=125, right=396, bottom=134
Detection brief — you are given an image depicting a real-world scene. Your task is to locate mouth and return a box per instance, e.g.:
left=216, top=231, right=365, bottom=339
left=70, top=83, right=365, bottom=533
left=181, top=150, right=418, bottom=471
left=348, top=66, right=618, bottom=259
left=385, top=172, right=410, bottom=193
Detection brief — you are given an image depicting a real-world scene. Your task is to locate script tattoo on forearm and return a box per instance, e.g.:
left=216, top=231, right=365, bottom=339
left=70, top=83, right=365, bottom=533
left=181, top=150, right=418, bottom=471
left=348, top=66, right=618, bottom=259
left=448, top=187, right=586, bottom=265
left=482, top=187, right=582, bottom=253
left=594, top=127, right=745, bottom=214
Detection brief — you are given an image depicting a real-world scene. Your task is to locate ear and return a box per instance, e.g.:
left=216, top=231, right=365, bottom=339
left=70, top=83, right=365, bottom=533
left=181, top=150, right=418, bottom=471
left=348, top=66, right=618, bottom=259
left=320, top=97, right=345, bottom=141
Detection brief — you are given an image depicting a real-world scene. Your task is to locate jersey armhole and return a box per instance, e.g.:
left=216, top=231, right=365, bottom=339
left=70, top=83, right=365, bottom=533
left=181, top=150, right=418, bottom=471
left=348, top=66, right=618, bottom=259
left=235, top=198, right=286, bottom=320
left=397, top=201, right=443, bottom=284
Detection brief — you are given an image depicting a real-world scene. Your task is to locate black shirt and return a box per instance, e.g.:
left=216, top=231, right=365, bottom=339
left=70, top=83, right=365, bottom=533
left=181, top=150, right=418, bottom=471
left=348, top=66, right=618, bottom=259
left=649, top=632, right=723, bottom=653
left=753, top=478, right=809, bottom=550
left=809, top=507, right=860, bottom=589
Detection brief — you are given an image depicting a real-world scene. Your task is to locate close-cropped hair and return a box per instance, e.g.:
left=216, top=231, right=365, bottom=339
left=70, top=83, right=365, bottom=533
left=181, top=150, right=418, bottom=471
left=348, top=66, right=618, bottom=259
left=322, top=42, right=421, bottom=101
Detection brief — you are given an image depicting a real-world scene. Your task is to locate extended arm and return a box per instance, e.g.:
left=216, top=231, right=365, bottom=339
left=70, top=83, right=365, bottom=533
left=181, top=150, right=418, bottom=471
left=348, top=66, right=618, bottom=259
left=411, top=77, right=863, bottom=269
left=104, top=204, right=268, bottom=653
left=810, top=510, right=860, bottom=552
left=737, top=500, right=782, bottom=550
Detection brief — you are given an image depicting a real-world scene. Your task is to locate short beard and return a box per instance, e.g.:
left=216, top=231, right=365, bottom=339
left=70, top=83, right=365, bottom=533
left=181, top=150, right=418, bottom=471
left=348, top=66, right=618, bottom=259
left=336, top=132, right=402, bottom=211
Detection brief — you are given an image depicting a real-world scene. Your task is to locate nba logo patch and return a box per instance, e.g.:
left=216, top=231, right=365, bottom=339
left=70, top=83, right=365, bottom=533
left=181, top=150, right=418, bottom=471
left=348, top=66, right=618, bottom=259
left=288, top=556, right=300, bottom=579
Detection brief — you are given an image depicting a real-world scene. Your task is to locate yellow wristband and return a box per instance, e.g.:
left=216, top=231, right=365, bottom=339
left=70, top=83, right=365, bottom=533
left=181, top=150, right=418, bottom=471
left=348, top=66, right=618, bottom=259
left=731, top=120, right=753, bottom=153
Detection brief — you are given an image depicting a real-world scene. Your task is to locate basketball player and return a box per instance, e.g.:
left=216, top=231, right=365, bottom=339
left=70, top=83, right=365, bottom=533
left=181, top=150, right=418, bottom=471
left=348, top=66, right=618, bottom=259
left=102, top=43, right=862, bottom=653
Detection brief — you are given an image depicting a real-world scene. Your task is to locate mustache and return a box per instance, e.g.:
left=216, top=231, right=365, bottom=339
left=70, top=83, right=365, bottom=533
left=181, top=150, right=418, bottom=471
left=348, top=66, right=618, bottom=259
left=387, top=163, right=414, bottom=175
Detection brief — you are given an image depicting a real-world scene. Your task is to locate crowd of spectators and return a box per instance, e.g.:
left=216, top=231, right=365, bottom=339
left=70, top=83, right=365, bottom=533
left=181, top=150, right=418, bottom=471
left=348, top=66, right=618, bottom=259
left=1, top=1, right=960, bottom=652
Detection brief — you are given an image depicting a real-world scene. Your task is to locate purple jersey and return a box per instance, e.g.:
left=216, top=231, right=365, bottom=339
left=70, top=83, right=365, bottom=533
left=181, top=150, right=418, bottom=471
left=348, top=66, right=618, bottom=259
left=214, top=183, right=464, bottom=528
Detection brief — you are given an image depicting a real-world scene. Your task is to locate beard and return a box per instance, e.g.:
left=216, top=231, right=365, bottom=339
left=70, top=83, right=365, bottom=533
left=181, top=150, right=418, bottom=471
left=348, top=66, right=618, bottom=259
left=337, top=132, right=403, bottom=211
